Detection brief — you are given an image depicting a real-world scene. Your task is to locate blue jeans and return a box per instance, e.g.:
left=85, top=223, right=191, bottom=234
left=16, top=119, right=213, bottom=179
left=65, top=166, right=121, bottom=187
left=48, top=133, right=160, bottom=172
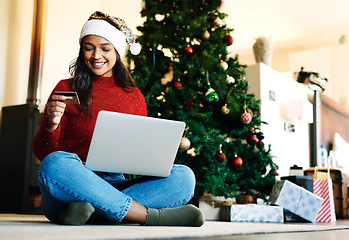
left=38, top=151, right=195, bottom=223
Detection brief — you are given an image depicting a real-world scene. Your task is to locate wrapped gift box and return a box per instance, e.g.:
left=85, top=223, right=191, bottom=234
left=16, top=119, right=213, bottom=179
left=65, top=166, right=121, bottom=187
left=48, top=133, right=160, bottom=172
left=289, top=164, right=304, bottom=176
left=198, top=195, right=235, bottom=220
left=220, top=204, right=284, bottom=223
left=268, top=180, right=324, bottom=222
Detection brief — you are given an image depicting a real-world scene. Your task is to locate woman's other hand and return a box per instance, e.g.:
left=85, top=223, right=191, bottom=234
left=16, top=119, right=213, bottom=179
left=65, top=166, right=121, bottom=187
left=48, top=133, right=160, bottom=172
left=46, top=94, right=67, bottom=131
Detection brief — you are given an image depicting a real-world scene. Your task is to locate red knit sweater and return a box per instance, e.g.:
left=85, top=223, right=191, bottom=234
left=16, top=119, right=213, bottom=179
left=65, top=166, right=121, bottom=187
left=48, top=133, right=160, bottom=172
left=32, top=76, right=147, bottom=162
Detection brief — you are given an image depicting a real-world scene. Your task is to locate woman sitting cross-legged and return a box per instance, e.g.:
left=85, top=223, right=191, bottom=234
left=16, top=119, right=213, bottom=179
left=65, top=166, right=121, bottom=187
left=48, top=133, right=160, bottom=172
left=32, top=11, right=204, bottom=227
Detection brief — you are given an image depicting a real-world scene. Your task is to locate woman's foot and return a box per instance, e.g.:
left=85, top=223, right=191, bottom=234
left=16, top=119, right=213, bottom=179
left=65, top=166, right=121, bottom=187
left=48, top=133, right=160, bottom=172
left=144, top=204, right=205, bottom=227
left=60, top=202, right=95, bottom=225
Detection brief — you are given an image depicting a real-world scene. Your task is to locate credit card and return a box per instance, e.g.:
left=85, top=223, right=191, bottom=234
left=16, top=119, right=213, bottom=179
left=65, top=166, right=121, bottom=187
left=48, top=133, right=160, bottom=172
left=55, top=91, right=80, bottom=104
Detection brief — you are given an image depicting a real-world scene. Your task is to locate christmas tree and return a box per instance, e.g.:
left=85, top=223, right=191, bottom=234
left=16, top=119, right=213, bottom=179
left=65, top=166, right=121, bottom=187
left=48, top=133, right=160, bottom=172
left=129, top=0, right=278, bottom=199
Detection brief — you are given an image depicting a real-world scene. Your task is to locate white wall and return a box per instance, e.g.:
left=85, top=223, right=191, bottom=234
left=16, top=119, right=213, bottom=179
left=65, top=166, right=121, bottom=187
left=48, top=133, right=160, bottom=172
left=332, top=44, right=349, bottom=107
left=0, top=0, right=33, bottom=107
left=289, top=43, right=349, bottom=108
left=0, top=0, right=10, bottom=111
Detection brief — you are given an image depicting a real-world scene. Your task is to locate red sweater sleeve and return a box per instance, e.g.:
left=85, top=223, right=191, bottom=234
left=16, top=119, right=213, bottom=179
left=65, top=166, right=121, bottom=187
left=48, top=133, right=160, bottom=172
left=32, top=116, right=67, bottom=161
left=32, top=80, right=70, bottom=161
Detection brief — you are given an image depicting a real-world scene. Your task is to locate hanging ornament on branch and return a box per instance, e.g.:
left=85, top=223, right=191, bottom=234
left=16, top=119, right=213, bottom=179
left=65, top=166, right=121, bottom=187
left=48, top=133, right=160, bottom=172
left=222, top=34, right=233, bottom=46
left=179, top=127, right=191, bottom=151
left=154, top=14, right=165, bottom=22
left=202, top=31, right=210, bottom=41
left=205, top=72, right=219, bottom=102
left=221, top=86, right=234, bottom=115
left=226, top=75, right=235, bottom=84
left=214, top=144, right=226, bottom=163
left=172, top=79, right=182, bottom=91
left=229, top=154, right=243, bottom=169
left=220, top=61, right=228, bottom=71
left=247, top=134, right=259, bottom=145
left=273, top=169, right=279, bottom=176
left=255, top=129, right=265, bottom=149
left=241, top=111, right=252, bottom=124
left=180, top=137, right=191, bottom=151
left=221, top=103, right=230, bottom=115
left=205, top=86, right=219, bottom=102
left=184, top=46, right=194, bottom=56
left=256, top=131, right=264, bottom=141
left=214, top=18, right=223, bottom=28
left=241, top=103, right=252, bottom=124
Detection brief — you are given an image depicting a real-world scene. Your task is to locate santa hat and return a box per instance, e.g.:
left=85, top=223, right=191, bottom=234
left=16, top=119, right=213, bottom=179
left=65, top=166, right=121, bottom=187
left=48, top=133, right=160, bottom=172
left=79, top=11, right=141, bottom=57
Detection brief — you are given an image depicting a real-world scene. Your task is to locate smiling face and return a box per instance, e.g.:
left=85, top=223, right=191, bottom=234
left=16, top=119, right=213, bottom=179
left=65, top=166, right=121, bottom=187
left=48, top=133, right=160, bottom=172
left=82, top=35, right=117, bottom=77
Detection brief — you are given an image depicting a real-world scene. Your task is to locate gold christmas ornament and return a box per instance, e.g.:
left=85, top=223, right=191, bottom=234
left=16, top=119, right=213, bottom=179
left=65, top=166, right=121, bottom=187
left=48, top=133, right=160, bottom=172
left=179, top=137, right=191, bottom=151
left=214, top=18, right=223, bottom=27
left=226, top=75, right=235, bottom=84
left=202, top=31, right=210, bottom=40
left=220, top=61, right=228, bottom=70
left=155, top=14, right=165, bottom=22
left=221, top=104, right=230, bottom=115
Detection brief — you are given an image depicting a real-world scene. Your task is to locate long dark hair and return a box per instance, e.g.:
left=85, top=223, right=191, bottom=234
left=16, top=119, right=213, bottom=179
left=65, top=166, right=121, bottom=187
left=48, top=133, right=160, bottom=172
left=69, top=42, right=136, bottom=112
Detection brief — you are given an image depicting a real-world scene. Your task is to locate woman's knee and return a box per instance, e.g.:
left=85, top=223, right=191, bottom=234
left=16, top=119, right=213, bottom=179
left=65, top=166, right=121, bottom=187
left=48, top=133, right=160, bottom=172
left=40, top=151, right=80, bottom=169
left=38, top=151, right=90, bottom=203
left=38, top=151, right=82, bottom=180
left=171, top=164, right=196, bottom=192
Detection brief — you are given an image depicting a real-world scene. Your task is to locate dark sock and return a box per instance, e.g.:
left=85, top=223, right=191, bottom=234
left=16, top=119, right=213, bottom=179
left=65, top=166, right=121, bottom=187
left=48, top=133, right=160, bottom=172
left=144, top=204, right=205, bottom=227
left=60, top=202, right=95, bottom=225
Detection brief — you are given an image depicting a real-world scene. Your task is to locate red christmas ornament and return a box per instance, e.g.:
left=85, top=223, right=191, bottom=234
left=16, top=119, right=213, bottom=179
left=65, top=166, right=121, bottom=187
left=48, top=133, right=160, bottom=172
left=215, top=152, right=226, bottom=163
left=247, top=134, right=259, bottom=145
left=215, top=145, right=226, bottom=163
left=172, top=81, right=182, bottom=91
left=230, top=156, right=243, bottom=169
left=222, top=34, right=233, bottom=46
left=273, top=169, right=279, bottom=176
left=184, top=46, right=193, bottom=55
left=241, top=112, right=252, bottom=124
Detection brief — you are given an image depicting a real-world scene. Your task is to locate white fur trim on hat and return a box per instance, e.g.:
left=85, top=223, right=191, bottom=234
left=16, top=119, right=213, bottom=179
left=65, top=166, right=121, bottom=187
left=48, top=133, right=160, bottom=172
left=80, top=19, right=127, bottom=57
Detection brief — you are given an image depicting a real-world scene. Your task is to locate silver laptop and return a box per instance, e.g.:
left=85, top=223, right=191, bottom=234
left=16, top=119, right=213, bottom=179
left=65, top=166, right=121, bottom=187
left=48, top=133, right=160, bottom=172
left=85, top=110, right=186, bottom=177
